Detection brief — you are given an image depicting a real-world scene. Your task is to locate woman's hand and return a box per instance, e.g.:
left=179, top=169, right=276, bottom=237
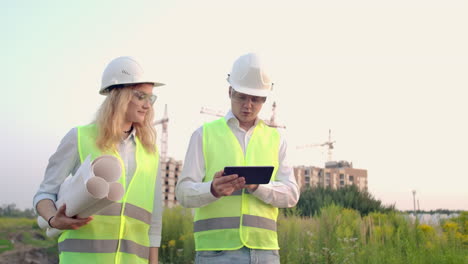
left=50, top=204, right=93, bottom=230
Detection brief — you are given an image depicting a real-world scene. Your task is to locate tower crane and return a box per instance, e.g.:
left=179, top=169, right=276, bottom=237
left=200, top=106, right=225, bottom=117
left=154, top=104, right=169, bottom=162
left=200, top=101, right=286, bottom=129
left=297, top=129, right=336, bottom=162
left=266, top=102, right=286, bottom=129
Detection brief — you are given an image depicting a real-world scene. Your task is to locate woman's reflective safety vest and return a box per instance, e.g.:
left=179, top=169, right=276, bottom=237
left=58, top=124, right=159, bottom=263
left=195, top=118, right=280, bottom=251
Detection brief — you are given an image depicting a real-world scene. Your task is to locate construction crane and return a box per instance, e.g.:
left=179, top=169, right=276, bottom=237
left=154, top=104, right=169, bottom=162
left=297, top=129, right=336, bottom=162
left=266, top=102, right=286, bottom=129
left=200, top=106, right=224, bottom=117
left=200, top=101, right=286, bottom=129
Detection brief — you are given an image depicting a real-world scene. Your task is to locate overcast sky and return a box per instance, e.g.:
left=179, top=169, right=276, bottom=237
left=2, top=0, right=467, bottom=210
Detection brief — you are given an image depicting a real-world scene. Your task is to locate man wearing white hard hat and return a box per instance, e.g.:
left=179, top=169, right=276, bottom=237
left=176, top=53, right=299, bottom=263
left=34, top=56, right=164, bottom=263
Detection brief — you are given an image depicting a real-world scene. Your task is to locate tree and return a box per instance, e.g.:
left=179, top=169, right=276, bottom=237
left=0, top=203, right=36, bottom=218
left=293, top=186, right=394, bottom=217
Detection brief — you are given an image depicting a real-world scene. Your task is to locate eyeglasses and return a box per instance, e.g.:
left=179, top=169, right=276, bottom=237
left=231, top=92, right=266, bottom=105
left=132, top=90, right=157, bottom=105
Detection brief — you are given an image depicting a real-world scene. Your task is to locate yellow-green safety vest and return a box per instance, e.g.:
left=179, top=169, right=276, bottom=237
left=58, top=124, right=159, bottom=264
left=194, top=117, right=280, bottom=251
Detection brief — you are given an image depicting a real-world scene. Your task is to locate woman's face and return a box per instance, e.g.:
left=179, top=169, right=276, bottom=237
left=125, top=83, right=155, bottom=124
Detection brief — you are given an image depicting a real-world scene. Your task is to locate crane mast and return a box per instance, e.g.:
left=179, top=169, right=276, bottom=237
left=154, top=104, right=169, bottom=162
left=296, top=129, right=336, bottom=162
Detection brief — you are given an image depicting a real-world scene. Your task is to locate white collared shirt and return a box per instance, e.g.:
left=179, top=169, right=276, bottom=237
left=175, top=110, right=300, bottom=208
left=33, top=127, right=162, bottom=247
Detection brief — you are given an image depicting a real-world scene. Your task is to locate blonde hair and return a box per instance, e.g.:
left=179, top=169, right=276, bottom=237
left=94, top=85, right=157, bottom=153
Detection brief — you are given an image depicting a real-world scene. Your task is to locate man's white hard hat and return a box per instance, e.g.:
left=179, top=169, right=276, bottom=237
left=100, top=56, right=164, bottom=95
left=227, top=53, right=273, bottom=97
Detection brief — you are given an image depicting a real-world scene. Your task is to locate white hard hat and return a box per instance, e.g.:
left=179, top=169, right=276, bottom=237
left=227, top=53, right=273, bottom=97
left=100, top=56, right=164, bottom=95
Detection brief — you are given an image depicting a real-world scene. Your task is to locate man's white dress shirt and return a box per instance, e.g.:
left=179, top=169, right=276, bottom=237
left=176, top=110, right=299, bottom=208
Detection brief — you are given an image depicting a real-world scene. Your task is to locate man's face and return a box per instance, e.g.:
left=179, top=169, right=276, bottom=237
left=229, top=88, right=266, bottom=127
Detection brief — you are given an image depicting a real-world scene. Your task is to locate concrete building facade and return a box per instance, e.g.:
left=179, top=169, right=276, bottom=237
left=294, top=160, right=368, bottom=191
left=160, top=158, right=183, bottom=208
left=161, top=159, right=367, bottom=207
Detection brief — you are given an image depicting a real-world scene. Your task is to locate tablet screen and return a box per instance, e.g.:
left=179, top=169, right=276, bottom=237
left=223, top=166, right=274, bottom=184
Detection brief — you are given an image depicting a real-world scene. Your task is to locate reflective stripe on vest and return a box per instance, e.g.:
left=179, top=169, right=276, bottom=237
left=97, top=203, right=152, bottom=225
left=58, top=124, right=159, bottom=263
left=194, top=214, right=277, bottom=232
left=58, top=239, right=149, bottom=260
left=195, top=118, right=280, bottom=251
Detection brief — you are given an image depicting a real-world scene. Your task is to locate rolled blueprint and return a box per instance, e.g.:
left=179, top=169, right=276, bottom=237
left=46, top=181, right=124, bottom=238
left=92, top=155, right=121, bottom=182
left=43, top=177, right=111, bottom=237
left=46, top=181, right=124, bottom=237
left=77, top=182, right=124, bottom=218
left=56, top=155, right=122, bottom=217
left=56, top=176, right=109, bottom=217
left=46, top=225, right=62, bottom=237
left=38, top=154, right=123, bottom=237
left=37, top=216, right=49, bottom=229
left=38, top=177, right=110, bottom=229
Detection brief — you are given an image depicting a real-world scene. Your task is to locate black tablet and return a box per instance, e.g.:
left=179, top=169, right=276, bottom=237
left=223, top=166, right=274, bottom=184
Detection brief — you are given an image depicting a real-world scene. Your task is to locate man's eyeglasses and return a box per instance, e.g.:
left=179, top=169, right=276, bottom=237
left=132, top=90, right=157, bottom=105
left=231, top=92, right=266, bottom=105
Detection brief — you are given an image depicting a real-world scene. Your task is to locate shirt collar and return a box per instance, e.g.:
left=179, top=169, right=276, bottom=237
left=122, top=126, right=137, bottom=142
left=225, top=110, right=263, bottom=128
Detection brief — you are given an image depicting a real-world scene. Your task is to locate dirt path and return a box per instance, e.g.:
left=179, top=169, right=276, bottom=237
left=0, top=244, right=58, bottom=264
left=0, top=232, right=58, bottom=264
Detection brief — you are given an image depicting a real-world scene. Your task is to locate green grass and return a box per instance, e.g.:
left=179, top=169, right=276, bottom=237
left=277, top=205, right=468, bottom=264
left=0, top=217, right=57, bottom=254
left=0, top=217, right=35, bottom=231
left=159, top=206, right=468, bottom=264
left=2, top=211, right=466, bottom=264
left=159, top=206, right=195, bottom=264
left=21, top=231, right=56, bottom=248
left=0, top=238, right=14, bottom=253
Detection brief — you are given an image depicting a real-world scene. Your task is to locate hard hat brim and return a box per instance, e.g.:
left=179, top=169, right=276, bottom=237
left=99, top=81, right=165, bottom=95
left=230, top=85, right=270, bottom=97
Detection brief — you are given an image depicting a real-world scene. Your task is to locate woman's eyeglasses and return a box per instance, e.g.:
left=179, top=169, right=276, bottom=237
left=132, top=90, right=157, bottom=105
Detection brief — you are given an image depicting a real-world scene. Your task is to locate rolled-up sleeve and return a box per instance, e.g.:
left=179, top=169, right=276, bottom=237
left=33, top=128, right=80, bottom=211
left=250, top=134, right=300, bottom=208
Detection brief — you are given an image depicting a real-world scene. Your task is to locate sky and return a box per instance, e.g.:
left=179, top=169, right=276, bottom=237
left=2, top=0, right=467, bottom=211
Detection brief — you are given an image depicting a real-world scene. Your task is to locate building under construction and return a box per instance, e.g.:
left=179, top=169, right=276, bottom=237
left=153, top=104, right=182, bottom=208
left=294, top=160, right=368, bottom=191
left=161, top=158, right=368, bottom=208
left=159, top=103, right=368, bottom=207
left=160, top=158, right=182, bottom=208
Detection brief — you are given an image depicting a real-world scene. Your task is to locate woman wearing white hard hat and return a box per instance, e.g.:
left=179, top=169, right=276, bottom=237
left=34, top=56, right=164, bottom=263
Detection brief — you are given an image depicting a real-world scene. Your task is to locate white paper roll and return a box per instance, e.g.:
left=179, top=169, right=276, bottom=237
left=37, top=216, right=49, bottom=229
left=39, top=155, right=124, bottom=237
left=57, top=156, right=93, bottom=201
left=46, top=228, right=62, bottom=237
left=77, top=182, right=124, bottom=218
left=107, top=182, right=125, bottom=201
left=57, top=176, right=109, bottom=217
left=92, top=155, right=121, bottom=182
